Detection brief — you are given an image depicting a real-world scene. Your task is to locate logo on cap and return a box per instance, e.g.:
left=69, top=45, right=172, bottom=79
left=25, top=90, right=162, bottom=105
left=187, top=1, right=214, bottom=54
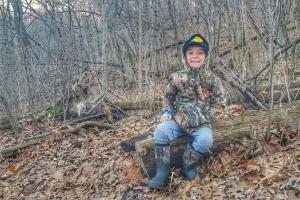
left=193, top=36, right=204, bottom=43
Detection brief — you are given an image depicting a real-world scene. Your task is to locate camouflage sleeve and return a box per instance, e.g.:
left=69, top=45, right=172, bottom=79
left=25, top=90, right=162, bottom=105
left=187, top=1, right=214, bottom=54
left=201, top=74, right=225, bottom=121
left=161, top=73, right=179, bottom=114
left=207, top=73, right=226, bottom=109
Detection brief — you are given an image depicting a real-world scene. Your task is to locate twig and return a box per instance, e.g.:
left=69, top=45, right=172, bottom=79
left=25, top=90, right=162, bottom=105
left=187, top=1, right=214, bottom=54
left=127, top=192, right=138, bottom=200
left=169, top=171, right=175, bottom=190
left=23, top=121, right=115, bottom=141
left=60, top=121, right=116, bottom=134
left=216, top=57, right=267, bottom=110
left=70, top=114, right=104, bottom=124
left=1, top=140, right=39, bottom=157
left=87, top=95, right=105, bottom=114
left=23, top=124, right=67, bottom=141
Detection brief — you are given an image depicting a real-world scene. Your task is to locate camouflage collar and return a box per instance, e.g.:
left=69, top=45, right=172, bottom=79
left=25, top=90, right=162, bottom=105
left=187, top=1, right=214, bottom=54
left=186, top=64, right=207, bottom=74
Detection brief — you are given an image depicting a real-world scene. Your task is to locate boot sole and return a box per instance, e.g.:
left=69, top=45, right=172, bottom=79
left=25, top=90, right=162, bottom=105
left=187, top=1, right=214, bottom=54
left=148, top=181, right=166, bottom=190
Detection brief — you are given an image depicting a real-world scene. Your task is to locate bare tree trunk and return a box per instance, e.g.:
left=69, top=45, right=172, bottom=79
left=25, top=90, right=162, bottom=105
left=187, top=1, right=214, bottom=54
left=101, top=0, right=108, bottom=95
left=73, top=10, right=90, bottom=71
left=167, top=0, right=182, bottom=67
left=266, top=0, right=281, bottom=141
left=10, top=0, right=37, bottom=128
left=0, top=88, right=20, bottom=133
left=291, top=0, right=300, bottom=80
left=294, top=0, right=300, bottom=38
left=138, top=0, right=143, bottom=90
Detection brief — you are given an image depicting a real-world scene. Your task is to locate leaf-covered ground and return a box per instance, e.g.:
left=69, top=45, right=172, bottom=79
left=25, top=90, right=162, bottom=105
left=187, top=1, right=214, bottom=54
left=0, top=110, right=299, bottom=199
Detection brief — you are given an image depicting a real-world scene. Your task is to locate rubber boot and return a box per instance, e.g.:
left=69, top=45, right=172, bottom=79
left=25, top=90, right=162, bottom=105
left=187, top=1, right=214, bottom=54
left=148, top=144, right=170, bottom=189
left=181, top=145, right=205, bottom=181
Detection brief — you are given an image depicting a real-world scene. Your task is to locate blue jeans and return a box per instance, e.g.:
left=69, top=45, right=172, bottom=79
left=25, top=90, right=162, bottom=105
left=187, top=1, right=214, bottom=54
left=154, top=120, right=213, bottom=153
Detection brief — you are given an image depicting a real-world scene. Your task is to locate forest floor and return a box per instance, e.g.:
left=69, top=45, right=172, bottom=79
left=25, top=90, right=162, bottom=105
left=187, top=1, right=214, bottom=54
left=0, top=105, right=299, bottom=200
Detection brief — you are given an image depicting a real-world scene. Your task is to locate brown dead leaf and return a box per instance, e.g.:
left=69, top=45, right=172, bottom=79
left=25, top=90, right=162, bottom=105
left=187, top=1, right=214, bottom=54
left=51, top=170, right=65, bottom=182
left=261, top=169, right=290, bottom=186
left=265, top=144, right=281, bottom=154
left=296, top=146, right=300, bottom=161
left=7, top=164, right=17, bottom=175
left=127, top=123, right=136, bottom=129
left=202, top=89, right=212, bottom=98
left=233, top=104, right=244, bottom=113
left=122, top=158, right=145, bottom=184
left=270, top=170, right=290, bottom=183
left=261, top=167, right=276, bottom=178
left=220, top=156, right=231, bottom=166
left=208, top=159, right=223, bottom=176
left=245, top=165, right=261, bottom=174
left=269, top=136, right=281, bottom=145
left=191, top=175, right=203, bottom=187
left=238, top=160, right=258, bottom=169
left=177, top=181, right=193, bottom=197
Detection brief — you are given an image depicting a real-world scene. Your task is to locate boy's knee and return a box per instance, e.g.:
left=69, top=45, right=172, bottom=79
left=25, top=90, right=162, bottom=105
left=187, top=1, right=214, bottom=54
left=192, top=128, right=213, bottom=153
left=196, top=135, right=213, bottom=147
left=192, top=138, right=213, bottom=153
left=154, top=121, right=176, bottom=145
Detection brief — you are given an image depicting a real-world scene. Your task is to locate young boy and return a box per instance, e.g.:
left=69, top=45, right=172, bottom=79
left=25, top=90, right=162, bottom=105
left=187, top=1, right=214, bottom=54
left=149, top=34, right=225, bottom=189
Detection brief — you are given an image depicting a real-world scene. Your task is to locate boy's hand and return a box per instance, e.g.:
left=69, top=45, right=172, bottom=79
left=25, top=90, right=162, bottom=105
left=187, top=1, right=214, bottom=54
left=161, top=114, right=172, bottom=122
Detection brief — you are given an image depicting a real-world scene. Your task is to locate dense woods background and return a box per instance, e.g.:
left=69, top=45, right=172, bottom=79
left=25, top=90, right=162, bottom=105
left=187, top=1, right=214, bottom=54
left=0, top=0, right=299, bottom=120
left=0, top=0, right=300, bottom=199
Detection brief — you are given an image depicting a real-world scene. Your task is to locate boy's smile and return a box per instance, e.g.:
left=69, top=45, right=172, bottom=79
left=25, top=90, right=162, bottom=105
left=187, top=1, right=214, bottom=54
left=185, top=46, right=206, bottom=69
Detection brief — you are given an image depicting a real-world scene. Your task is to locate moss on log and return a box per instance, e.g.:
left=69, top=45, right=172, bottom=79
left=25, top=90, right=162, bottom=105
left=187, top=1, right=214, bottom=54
left=113, top=100, right=162, bottom=111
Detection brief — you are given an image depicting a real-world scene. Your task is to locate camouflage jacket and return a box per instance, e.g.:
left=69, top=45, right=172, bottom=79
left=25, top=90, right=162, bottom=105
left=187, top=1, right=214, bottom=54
left=162, top=65, right=225, bottom=131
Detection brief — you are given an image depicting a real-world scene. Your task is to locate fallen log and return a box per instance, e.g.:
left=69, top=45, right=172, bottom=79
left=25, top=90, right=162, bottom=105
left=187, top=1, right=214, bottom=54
left=135, top=101, right=300, bottom=178
left=113, top=100, right=162, bottom=111
left=1, top=140, right=39, bottom=158
left=1, top=121, right=116, bottom=158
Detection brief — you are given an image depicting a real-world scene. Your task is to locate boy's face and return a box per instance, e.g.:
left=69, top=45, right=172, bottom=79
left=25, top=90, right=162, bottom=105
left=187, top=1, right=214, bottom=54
left=185, top=46, right=206, bottom=69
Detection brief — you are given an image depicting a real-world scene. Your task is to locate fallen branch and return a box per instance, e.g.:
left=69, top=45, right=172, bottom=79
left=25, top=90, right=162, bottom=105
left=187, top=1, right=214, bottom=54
left=113, top=100, right=162, bottom=111
left=1, top=121, right=116, bottom=158
left=60, top=121, right=116, bottom=134
left=1, top=140, right=39, bottom=158
left=69, top=114, right=105, bottom=124
left=87, top=95, right=106, bottom=115
left=24, top=121, right=115, bottom=141
left=215, top=57, right=267, bottom=110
